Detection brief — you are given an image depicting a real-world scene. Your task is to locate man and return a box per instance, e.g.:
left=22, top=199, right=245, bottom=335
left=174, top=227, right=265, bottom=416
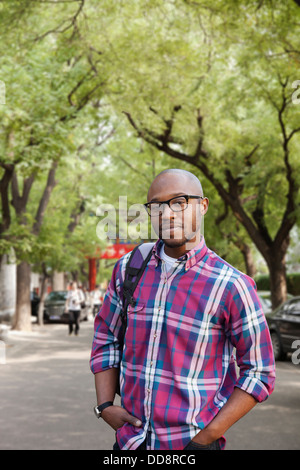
left=90, top=169, right=275, bottom=450
left=91, top=284, right=103, bottom=317
left=66, top=281, right=84, bottom=336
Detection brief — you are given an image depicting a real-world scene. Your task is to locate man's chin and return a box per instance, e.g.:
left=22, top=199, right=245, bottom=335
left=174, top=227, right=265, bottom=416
left=162, top=238, right=188, bottom=248
left=161, top=232, right=201, bottom=249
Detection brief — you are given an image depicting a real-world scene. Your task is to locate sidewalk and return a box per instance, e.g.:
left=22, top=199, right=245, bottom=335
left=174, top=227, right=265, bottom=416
left=0, top=318, right=117, bottom=450
left=1, top=317, right=300, bottom=450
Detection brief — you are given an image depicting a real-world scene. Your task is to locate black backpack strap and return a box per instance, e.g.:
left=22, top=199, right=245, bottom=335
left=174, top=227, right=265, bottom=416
left=120, top=242, right=154, bottom=330
left=116, top=242, right=154, bottom=396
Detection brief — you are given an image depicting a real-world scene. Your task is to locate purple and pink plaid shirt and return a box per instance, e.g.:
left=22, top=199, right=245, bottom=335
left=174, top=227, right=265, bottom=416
left=90, top=238, right=275, bottom=450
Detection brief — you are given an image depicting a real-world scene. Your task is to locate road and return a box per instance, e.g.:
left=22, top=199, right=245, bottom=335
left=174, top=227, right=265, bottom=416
left=0, top=317, right=299, bottom=450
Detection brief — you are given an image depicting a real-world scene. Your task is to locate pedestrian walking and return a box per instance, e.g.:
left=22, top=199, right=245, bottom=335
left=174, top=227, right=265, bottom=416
left=91, top=285, right=102, bottom=317
left=90, top=169, right=275, bottom=450
left=66, top=282, right=85, bottom=336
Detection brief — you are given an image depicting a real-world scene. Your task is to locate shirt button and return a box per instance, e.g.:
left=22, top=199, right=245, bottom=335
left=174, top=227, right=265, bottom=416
left=147, top=388, right=151, bottom=394
left=153, top=333, right=157, bottom=338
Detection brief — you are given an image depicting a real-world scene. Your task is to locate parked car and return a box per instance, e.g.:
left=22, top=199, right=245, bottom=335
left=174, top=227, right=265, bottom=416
left=266, top=296, right=300, bottom=360
left=44, top=291, right=68, bottom=322
left=257, top=291, right=273, bottom=315
left=44, top=290, right=89, bottom=323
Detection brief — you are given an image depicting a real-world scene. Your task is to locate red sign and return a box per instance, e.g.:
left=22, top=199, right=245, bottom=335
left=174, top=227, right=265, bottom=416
left=100, top=243, right=137, bottom=259
left=88, top=258, right=97, bottom=291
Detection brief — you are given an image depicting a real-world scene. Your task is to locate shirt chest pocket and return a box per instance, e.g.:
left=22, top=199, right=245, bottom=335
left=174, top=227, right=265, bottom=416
left=127, top=303, right=145, bottom=315
left=125, top=303, right=150, bottom=351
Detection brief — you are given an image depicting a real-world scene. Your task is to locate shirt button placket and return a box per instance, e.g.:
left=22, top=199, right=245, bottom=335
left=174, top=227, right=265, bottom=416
left=145, top=273, right=170, bottom=447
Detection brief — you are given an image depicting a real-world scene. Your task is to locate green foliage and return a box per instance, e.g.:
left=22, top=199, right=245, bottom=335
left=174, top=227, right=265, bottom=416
left=288, top=273, right=300, bottom=296
left=93, top=0, right=300, bottom=263
left=1, top=0, right=300, bottom=287
left=255, top=272, right=300, bottom=296
left=0, top=0, right=107, bottom=279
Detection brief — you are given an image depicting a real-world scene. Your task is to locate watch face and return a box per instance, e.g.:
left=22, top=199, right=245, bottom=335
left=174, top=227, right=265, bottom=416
left=94, top=401, right=113, bottom=418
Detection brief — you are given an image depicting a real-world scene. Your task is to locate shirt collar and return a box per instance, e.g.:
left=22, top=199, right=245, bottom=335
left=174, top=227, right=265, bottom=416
left=152, top=237, right=208, bottom=270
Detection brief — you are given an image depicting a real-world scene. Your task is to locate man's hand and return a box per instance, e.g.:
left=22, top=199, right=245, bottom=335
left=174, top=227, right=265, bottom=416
left=101, top=405, right=142, bottom=431
left=192, top=388, right=257, bottom=445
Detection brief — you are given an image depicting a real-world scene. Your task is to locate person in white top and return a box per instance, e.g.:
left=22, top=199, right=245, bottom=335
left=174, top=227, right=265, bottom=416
left=91, top=285, right=103, bottom=317
left=66, top=282, right=85, bottom=335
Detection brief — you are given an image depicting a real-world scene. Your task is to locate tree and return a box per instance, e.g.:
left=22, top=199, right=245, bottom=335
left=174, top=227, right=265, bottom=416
left=0, top=0, right=106, bottom=329
left=89, top=0, right=300, bottom=308
left=1, top=0, right=299, bottom=327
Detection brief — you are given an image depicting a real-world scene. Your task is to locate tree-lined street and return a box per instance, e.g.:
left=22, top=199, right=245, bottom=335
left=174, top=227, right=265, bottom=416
left=1, top=1, right=300, bottom=333
left=0, top=0, right=300, bottom=455
left=1, top=318, right=299, bottom=451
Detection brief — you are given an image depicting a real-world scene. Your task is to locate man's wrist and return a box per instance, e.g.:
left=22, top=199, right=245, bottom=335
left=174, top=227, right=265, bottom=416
left=94, top=401, right=114, bottom=418
left=101, top=404, right=115, bottom=420
left=192, top=427, right=217, bottom=446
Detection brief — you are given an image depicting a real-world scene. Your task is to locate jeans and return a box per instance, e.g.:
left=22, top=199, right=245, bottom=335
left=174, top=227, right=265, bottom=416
left=113, top=439, right=146, bottom=450
left=184, top=439, right=221, bottom=450
left=113, top=438, right=220, bottom=451
left=69, top=310, right=80, bottom=335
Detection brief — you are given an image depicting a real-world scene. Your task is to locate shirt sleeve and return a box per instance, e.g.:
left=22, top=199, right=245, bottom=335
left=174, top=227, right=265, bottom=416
left=224, top=274, right=276, bottom=403
left=90, top=259, right=124, bottom=375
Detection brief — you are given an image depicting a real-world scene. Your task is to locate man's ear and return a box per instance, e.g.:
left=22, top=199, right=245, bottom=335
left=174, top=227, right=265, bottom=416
left=201, top=197, right=209, bottom=216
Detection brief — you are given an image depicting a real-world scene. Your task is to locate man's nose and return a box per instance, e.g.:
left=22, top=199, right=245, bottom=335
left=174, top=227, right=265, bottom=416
left=161, top=203, right=175, bottom=219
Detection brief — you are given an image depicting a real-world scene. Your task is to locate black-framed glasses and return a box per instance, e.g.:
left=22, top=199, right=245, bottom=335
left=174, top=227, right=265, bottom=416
left=144, top=195, right=204, bottom=216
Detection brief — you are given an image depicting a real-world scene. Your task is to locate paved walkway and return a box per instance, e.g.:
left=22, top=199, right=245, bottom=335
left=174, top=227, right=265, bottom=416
left=1, top=317, right=299, bottom=450
left=0, top=318, right=117, bottom=450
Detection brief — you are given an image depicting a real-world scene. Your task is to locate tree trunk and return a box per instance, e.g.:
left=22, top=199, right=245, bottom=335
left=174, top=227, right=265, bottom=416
left=0, top=163, right=14, bottom=234
left=37, top=272, right=48, bottom=326
left=267, top=253, right=288, bottom=310
left=10, top=163, right=58, bottom=331
left=241, top=243, right=257, bottom=279
left=12, top=261, right=32, bottom=331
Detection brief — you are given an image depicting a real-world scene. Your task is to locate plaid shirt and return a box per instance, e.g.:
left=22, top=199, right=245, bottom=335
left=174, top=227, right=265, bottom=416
left=90, top=238, right=275, bottom=450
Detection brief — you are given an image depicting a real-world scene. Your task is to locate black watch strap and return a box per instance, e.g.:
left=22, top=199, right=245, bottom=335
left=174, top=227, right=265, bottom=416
left=94, top=401, right=113, bottom=418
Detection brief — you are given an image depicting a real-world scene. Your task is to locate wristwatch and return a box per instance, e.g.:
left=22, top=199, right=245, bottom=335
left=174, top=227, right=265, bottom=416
left=94, top=401, right=114, bottom=419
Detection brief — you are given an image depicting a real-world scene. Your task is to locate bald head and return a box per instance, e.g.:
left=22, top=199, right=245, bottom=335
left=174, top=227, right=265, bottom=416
left=146, top=168, right=208, bottom=256
left=147, top=168, right=203, bottom=202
